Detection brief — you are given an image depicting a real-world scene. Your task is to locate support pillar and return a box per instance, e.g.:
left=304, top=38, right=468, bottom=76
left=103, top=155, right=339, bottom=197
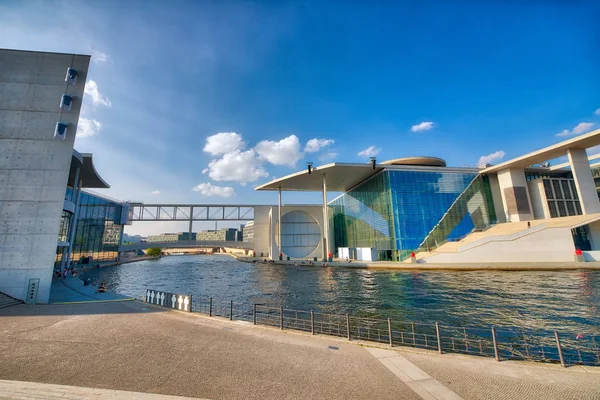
left=322, top=175, right=329, bottom=261
left=188, top=215, right=193, bottom=244
left=65, top=178, right=82, bottom=270
left=278, top=188, right=282, bottom=260
left=497, top=168, right=534, bottom=222
left=117, top=224, right=125, bottom=261
left=567, top=148, right=600, bottom=214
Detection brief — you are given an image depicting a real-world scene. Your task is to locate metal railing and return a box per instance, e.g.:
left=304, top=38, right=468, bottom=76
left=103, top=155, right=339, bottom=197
left=187, top=296, right=599, bottom=367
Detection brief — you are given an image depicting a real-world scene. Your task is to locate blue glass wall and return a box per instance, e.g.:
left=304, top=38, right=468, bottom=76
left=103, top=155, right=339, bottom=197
left=389, top=170, right=477, bottom=251
left=330, top=168, right=495, bottom=260
left=56, top=190, right=125, bottom=265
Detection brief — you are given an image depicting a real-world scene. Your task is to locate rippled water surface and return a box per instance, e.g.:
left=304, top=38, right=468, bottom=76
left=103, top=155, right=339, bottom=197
left=80, top=255, right=600, bottom=333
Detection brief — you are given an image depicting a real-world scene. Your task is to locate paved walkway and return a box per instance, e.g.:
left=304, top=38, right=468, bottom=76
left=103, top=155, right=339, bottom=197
left=0, top=301, right=598, bottom=399
left=49, top=276, right=135, bottom=304
left=0, top=379, right=206, bottom=399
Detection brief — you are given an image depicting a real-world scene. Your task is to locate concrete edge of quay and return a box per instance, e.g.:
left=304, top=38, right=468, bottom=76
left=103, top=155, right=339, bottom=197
left=231, top=254, right=600, bottom=271
left=142, top=300, right=600, bottom=374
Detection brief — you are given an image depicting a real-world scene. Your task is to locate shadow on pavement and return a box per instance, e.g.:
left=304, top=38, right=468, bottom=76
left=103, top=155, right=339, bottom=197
left=0, top=299, right=168, bottom=317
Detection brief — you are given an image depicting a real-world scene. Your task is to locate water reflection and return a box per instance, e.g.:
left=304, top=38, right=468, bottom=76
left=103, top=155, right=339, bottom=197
left=80, top=255, right=600, bottom=334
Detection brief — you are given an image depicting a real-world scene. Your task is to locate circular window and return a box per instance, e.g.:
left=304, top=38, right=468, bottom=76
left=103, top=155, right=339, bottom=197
left=275, top=211, right=321, bottom=258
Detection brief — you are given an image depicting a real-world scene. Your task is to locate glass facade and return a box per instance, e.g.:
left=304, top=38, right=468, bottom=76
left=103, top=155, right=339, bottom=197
left=55, top=190, right=125, bottom=265
left=541, top=178, right=582, bottom=218
left=330, top=168, right=496, bottom=260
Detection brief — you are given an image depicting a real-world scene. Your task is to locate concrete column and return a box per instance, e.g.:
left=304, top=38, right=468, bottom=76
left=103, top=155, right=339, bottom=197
left=65, top=179, right=83, bottom=269
left=322, top=175, right=329, bottom=261
left=497, top=168, right=534, bottom=222
left=278, top=188, right=282, bottom=260
left=567, top=148, right=600, bottom=214
left=188, top=213, right=193, bottom=244
left=116, top=224, right=125, bottom=261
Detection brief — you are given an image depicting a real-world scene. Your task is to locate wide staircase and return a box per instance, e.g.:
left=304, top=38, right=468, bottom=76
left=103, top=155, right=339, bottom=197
left=413, top=213, right=600, bottom=261
left=0, top=292, right=23, bottom=309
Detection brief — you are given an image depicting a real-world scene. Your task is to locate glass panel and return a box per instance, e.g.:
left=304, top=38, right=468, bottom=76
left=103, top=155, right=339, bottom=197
left=543, top=179, right=554, bottom=200
left=557, top=201, right=567, bottom=217
left=569, top=180, right=579, bottom=200
left=565, top=201, right=576, bottom=216
left=561, top=180, right=572, bottom=199
left=552, top=180, right=563, bottom=200
left=548, top=201, right=558, bottom=218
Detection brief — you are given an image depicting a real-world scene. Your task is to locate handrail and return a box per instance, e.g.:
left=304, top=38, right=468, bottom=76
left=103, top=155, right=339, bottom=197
left=457, top=223, right=548, bottom=252
left=182, top=294, right=599, bottom=367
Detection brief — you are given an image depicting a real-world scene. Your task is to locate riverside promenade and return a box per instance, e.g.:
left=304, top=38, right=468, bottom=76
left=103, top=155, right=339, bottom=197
left=0, top=300, right=598, bottom=400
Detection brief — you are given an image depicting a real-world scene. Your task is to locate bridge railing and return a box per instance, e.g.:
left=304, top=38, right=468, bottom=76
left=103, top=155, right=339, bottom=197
left=180, top=295, right=600, bottom=367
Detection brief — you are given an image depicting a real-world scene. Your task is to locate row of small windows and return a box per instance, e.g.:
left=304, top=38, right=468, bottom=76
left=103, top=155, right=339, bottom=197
left=54, top=67, right=79, bottom=141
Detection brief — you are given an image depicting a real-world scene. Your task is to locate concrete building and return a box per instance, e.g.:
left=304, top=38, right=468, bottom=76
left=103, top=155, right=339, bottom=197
left=255, top=130, right=600, bottom=263
left=0, top=49, right=91, bottom=303
left=243, top=220, right=254, bottom=243
left=147, top=232, right=196, bottom=243
left=196, top=228, right=237, bottom=242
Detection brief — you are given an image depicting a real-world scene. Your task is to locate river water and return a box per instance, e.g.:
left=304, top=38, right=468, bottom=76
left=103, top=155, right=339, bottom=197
left=80, top=255, right=600, bottom=334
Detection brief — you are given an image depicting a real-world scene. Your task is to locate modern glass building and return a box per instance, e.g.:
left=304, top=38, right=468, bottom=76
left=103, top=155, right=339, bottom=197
left=329, top=168, right=496, bottom=260
left=55, top=151, right=130, bottom=269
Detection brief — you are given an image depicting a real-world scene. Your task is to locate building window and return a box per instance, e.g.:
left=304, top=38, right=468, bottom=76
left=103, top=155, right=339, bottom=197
left=276, top=211, right=321, bottom=258
left=65, top=67, right=78, bottom=84
left=543, top=180, right=554, bottom=199
left=548, top=201, right=558, bottom=218
left=54, top=122, right=68, bottom=140
left=60, top=94, right=73, bottom=112
left=561, top=180, right=572, bottom=199
left=552, top=180, right=563, bottom=200
left=569, top=180, right=579, bottom=200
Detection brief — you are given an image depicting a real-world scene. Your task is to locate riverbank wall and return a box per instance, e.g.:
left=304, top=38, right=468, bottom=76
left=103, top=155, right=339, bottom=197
left=231, top=254, right=600, bottom=271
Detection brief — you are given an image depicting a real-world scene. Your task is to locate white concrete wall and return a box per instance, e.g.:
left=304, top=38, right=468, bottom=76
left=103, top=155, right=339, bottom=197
left=252, top=205, right=272, bottom=258
left=567, top=148, right=600, bottom=214
left=487, top=173, right=506, bottom=223
left=497, top=168, right=534, bottom=222
left=587, top=220, right=600, bottom=250
left=0, top=50, right=90, bottom=302
left=424, top=227, right=575, bottom=263
left=527, top=179, right=549, bottom=219
left=253, top=204, right=325, bottom=260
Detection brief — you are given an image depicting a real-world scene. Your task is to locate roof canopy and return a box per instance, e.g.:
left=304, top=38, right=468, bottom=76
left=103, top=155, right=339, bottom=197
left=255, top=163, right=384, bottom=192
left=68, top=151, right=110, bottom=189
left=481, top=129, right=600, bottom=174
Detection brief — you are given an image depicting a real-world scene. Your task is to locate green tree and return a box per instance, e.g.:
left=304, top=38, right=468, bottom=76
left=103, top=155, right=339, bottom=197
left=146, top=247, right=162, bottom=257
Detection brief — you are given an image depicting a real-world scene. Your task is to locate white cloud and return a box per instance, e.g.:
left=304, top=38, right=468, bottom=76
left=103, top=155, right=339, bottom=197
left=556, top=122, right=595, bottom=137
left=255, top=134, right=303, bottom=167
left=192, top=182, right=235, bottom=198
left=203, top=149, right=268, bottom=186
left=595, top=108, right=600, bottom=116
left=90, top=49, right=109, bottom=63
left=411, top=121, right=434, bottom=132
left=77, top=117, right=102, bottom=138
left=357, top=145, right=380, bottom=158
left=477, top=150, right=506, bottom=166
left=151, top=190, right=160, bottom=195
left=305, top=138, right=334, bottom=152
left=203, top=132, right=245, bottom=155
left=318, top=151, right=338, bottom=162
left=84, top=80, right=112, bottom=107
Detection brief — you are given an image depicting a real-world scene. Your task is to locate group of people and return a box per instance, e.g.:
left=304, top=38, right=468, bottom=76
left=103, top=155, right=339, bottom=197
left=53, top=267, right=78, bottom=279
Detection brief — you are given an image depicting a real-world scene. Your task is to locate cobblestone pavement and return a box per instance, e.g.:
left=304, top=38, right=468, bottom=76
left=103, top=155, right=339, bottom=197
left=400, top=350, right=600, bottom=400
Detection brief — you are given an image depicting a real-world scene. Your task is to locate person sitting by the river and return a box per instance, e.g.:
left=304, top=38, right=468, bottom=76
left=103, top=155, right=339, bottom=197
left=97, top=282, right=107, bottom=293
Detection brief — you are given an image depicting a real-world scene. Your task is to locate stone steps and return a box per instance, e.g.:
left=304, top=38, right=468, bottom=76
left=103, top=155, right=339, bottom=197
left=0, top=292, right=23, bottom=309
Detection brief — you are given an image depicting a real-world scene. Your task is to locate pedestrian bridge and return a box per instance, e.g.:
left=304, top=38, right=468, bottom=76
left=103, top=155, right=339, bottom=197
left=119, top=240, right=253, bottom=252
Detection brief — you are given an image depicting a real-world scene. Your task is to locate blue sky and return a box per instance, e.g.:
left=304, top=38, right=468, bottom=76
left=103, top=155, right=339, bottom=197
left=1, top=0, right=599, bottom=235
